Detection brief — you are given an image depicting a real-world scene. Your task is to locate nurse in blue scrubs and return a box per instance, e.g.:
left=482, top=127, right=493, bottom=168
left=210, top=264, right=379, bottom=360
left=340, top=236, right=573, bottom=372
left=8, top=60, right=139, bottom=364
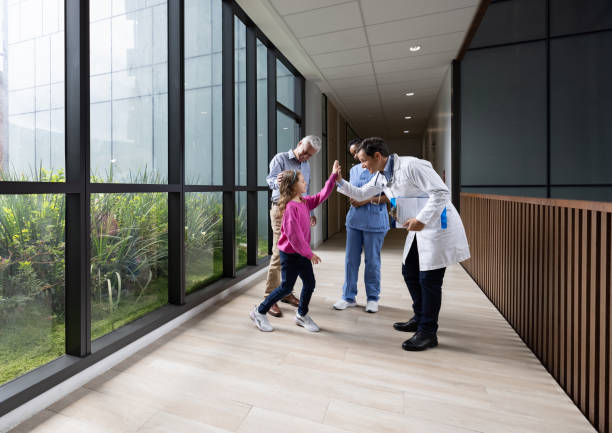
left=333, top=139, right=389, bottom=313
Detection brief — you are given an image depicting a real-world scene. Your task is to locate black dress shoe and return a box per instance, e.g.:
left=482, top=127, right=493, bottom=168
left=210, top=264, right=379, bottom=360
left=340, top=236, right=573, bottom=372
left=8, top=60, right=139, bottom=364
left=393, top=317, right=418, bottom=332
left=402, top=331, right=438, bottom=351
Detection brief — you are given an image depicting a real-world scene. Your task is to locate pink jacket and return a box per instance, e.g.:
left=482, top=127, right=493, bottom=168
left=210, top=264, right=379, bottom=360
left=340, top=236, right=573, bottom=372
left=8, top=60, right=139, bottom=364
left=278, top=173, right=338, bottom=259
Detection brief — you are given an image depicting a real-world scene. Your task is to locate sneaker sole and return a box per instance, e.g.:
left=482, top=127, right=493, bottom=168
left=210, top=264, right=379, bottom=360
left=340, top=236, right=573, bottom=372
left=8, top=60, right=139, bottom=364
left=250, top=311, right=273, bottom=332
left=333, top=303, right=357, bottom=310
left=295, top=319, right=320, bottom=332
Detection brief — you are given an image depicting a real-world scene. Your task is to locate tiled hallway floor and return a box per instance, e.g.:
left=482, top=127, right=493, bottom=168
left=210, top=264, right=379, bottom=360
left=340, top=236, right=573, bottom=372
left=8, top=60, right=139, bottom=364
left=12, top=231, right=595, bottom=433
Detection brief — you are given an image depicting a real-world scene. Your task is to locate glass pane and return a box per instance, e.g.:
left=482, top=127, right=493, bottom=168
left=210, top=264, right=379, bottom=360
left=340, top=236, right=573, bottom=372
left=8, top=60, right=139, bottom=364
left=0, top=194, right=65, bottom=385
left=550, top=32, right=612, bottom=184
left=91, top=193, right=168, bottom=341
left=90, top=1, right=168, bottom=184
left=257, top=191, right=269, bottom=259
left=2, top=1, right=65, bottom=181
left=185, top=0, right=222, bottom=185
left=235, top=17, right=246, bottom=185
left=185, top=192, right=223, bottom=294
left=257, top=40, right=268, bottom=186
left=276, top=59, right=296, bottom=113
left=277, top=111, right=299, bottom=153
left=235, top=192, right=247, bottom=270
left=461, top=43, right=546, bottom=186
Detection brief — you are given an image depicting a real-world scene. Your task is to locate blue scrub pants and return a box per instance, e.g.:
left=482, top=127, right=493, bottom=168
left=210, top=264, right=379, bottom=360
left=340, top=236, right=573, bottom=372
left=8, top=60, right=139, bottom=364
left=342, top=227, right=386, bottom=302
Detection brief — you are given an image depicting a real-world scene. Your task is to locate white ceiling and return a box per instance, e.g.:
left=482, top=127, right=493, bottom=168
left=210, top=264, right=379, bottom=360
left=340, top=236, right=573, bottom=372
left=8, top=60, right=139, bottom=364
left=237, top=0, right=479, bottom=141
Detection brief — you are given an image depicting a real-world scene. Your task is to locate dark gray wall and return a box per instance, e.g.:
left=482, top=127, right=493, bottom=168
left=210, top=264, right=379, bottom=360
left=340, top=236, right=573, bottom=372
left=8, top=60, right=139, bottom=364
left=460, top=0, right=612, bottom=202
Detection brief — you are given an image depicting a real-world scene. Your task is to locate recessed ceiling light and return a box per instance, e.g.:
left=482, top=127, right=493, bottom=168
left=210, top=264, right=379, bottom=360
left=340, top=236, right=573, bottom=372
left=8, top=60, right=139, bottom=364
left=410, top=45, right=421, bottom=52
left=405, top=92, right=415, bottom=96
left=403, top=130, right=410, bottom=134
left=201, top=111, right=207, bottom=115
left=283, top=127, right=289, bottom=130
left=404, top=116, right=412, bottom=120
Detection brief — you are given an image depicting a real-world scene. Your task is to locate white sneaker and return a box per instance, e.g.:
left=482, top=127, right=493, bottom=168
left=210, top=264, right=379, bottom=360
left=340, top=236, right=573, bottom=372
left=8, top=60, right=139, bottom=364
left=365, top=300, right=379, bottom=313
left=295, top=313, right=320, bottom=332
left=250, top=306, right=274, bottom=332
left=333, top=299, right=357, bottom=310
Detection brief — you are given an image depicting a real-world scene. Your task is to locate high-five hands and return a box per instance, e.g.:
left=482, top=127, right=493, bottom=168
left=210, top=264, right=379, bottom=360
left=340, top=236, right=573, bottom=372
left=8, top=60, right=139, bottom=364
left=332, top=160, right=342, bottom=181
left=311, top=253, right=321, bottom=264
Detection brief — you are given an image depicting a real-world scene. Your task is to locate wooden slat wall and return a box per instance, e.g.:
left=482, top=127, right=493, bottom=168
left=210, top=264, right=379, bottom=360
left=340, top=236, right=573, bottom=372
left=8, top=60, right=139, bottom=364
left=461, top=193, right=612, bottom=433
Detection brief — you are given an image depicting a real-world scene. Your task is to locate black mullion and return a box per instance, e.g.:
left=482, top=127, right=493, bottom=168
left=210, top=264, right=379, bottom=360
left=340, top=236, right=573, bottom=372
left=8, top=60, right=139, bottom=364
left=0, top=182, right=79, bottom=194
left=276, top=102, right=300, bottom=121
left=267, top=48, right=276, bottom=255
left=299, top=76, right=305, bottom=137
left=168, top=0, right=185, bottom=305
left=88, top=183, right=180, bottom=193
left=451, top=59, right=461, bottom=211
left=246, top=24, right=257, bottom=265
left=65, top=0, right=90, bottom=357
left=222, top=1, right=235, bottom=277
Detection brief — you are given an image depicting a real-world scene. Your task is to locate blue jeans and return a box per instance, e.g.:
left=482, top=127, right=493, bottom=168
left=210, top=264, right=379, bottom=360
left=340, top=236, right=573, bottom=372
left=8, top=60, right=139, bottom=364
left=342, top=228, right=386, bottom=302
left=401, top=239, right=446, bottom=334
left=258, top=250, right=315, bottom=317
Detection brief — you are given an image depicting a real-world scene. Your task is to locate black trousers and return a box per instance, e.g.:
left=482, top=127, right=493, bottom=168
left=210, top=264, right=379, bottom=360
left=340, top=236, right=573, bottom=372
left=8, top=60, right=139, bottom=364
left=401, top=239, right=446, bottom=334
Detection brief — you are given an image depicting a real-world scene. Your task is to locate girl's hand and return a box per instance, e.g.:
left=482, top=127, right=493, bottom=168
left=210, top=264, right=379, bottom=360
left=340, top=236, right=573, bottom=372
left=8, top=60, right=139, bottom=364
left=332, top=160, right=341, bottom=175
left=310, top=253, right=321, bottom=264
left=332, top=160, right=342, bottom=181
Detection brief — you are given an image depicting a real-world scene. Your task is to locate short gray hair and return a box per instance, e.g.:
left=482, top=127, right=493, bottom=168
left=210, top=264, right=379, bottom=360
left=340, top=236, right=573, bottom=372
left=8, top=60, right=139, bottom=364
left=301, top=135, right=321, bottom=152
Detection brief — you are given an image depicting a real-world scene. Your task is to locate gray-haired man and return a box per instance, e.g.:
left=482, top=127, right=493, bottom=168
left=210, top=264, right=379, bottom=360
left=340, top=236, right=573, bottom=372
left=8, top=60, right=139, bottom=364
left=265, top=135, right=321, bottom=317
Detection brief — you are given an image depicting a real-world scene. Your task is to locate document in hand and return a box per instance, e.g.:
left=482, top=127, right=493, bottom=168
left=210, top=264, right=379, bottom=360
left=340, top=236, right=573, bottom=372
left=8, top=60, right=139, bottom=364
left=390, top=196, right=429, bottom=227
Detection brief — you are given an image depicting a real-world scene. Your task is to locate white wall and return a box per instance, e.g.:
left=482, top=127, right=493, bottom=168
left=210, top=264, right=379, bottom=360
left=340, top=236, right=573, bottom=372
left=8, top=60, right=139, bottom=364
left=304, top=80, right=324, bottom=248
left=422, top=67, right=452, bottom=191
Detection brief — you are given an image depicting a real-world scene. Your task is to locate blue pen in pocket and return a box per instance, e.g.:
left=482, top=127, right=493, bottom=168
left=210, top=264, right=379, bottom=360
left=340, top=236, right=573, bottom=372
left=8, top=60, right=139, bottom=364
left=441, top=207, right=447, bottom=229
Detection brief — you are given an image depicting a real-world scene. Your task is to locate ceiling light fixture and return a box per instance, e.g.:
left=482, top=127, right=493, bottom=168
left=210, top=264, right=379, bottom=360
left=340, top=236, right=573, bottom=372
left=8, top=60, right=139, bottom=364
left=403, top=130, right=410, bottom=134
left=410, top=45, right=421, bottom=52
left=404, top=116, right=412, bottom=120
left=405, top=92, right=415, bottom=96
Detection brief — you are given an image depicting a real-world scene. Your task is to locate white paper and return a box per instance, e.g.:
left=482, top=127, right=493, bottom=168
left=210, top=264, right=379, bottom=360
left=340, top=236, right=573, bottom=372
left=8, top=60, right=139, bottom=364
left=394, top=196, right=429, bottom=226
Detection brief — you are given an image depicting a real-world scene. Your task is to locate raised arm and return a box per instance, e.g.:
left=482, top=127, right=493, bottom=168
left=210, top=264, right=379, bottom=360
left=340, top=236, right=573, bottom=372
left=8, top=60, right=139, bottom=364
left=304, top=172, right=338, bottom=210
left=336, top=173, right=385, bottom=201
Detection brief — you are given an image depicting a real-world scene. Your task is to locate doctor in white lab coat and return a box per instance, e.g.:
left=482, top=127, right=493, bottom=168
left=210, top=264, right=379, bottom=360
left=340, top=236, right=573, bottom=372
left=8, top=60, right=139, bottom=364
left=336, top=137, right=470, bottom=351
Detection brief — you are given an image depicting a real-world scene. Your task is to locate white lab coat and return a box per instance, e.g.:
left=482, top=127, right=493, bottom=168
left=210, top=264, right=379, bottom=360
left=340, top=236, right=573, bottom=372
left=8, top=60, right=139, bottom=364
left=337, top=154, right=470, bottom=271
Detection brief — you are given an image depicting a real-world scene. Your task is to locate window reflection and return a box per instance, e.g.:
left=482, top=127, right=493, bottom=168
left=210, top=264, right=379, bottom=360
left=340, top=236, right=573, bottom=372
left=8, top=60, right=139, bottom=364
left=90, top=1, right=169, bottom=184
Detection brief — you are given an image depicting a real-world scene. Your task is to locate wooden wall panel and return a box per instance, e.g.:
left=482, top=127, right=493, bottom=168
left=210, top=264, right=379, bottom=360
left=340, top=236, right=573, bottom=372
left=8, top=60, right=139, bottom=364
left=461, top=193, right=612, bottom=433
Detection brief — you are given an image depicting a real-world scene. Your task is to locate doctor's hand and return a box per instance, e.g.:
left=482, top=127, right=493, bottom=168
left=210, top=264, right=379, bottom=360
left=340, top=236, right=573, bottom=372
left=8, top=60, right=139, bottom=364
left=350, top=198, right=369, bottom=208
left=403, top=218, right=425, bottom=231
left=276, top=172, right=284, bottom=184
left=310, top=253, right=321, bottom=265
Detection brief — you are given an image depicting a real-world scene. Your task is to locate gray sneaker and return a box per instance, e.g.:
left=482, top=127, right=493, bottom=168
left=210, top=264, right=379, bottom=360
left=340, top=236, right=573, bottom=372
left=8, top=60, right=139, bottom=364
left=295, top=313, right=320, bottom=332
left=250, top=306, right=274, bottom=332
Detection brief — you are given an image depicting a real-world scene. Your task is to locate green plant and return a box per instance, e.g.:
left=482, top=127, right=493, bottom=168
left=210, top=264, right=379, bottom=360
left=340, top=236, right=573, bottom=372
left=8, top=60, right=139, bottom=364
left=90, top=191, right=168, bottom=334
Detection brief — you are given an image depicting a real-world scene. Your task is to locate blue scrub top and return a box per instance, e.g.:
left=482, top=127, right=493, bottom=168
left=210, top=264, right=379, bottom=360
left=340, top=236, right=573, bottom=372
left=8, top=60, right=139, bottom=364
left=345, top=164, right=390, bottom=232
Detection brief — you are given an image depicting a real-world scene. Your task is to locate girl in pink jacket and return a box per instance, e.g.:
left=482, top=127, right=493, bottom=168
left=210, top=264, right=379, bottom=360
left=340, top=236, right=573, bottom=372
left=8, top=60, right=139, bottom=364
left=250, top=160, right=341, bottom=332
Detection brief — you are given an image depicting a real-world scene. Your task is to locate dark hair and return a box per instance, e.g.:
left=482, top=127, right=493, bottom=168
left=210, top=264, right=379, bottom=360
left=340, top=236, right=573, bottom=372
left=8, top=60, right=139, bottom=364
left=348, top=138, right=361, bottom=147
left=358, top=137, right=389, bottom=157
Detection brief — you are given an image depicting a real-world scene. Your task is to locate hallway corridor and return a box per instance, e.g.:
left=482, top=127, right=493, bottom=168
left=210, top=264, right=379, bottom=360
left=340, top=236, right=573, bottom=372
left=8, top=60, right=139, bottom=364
left=13, top=231, right=595, bottom=433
